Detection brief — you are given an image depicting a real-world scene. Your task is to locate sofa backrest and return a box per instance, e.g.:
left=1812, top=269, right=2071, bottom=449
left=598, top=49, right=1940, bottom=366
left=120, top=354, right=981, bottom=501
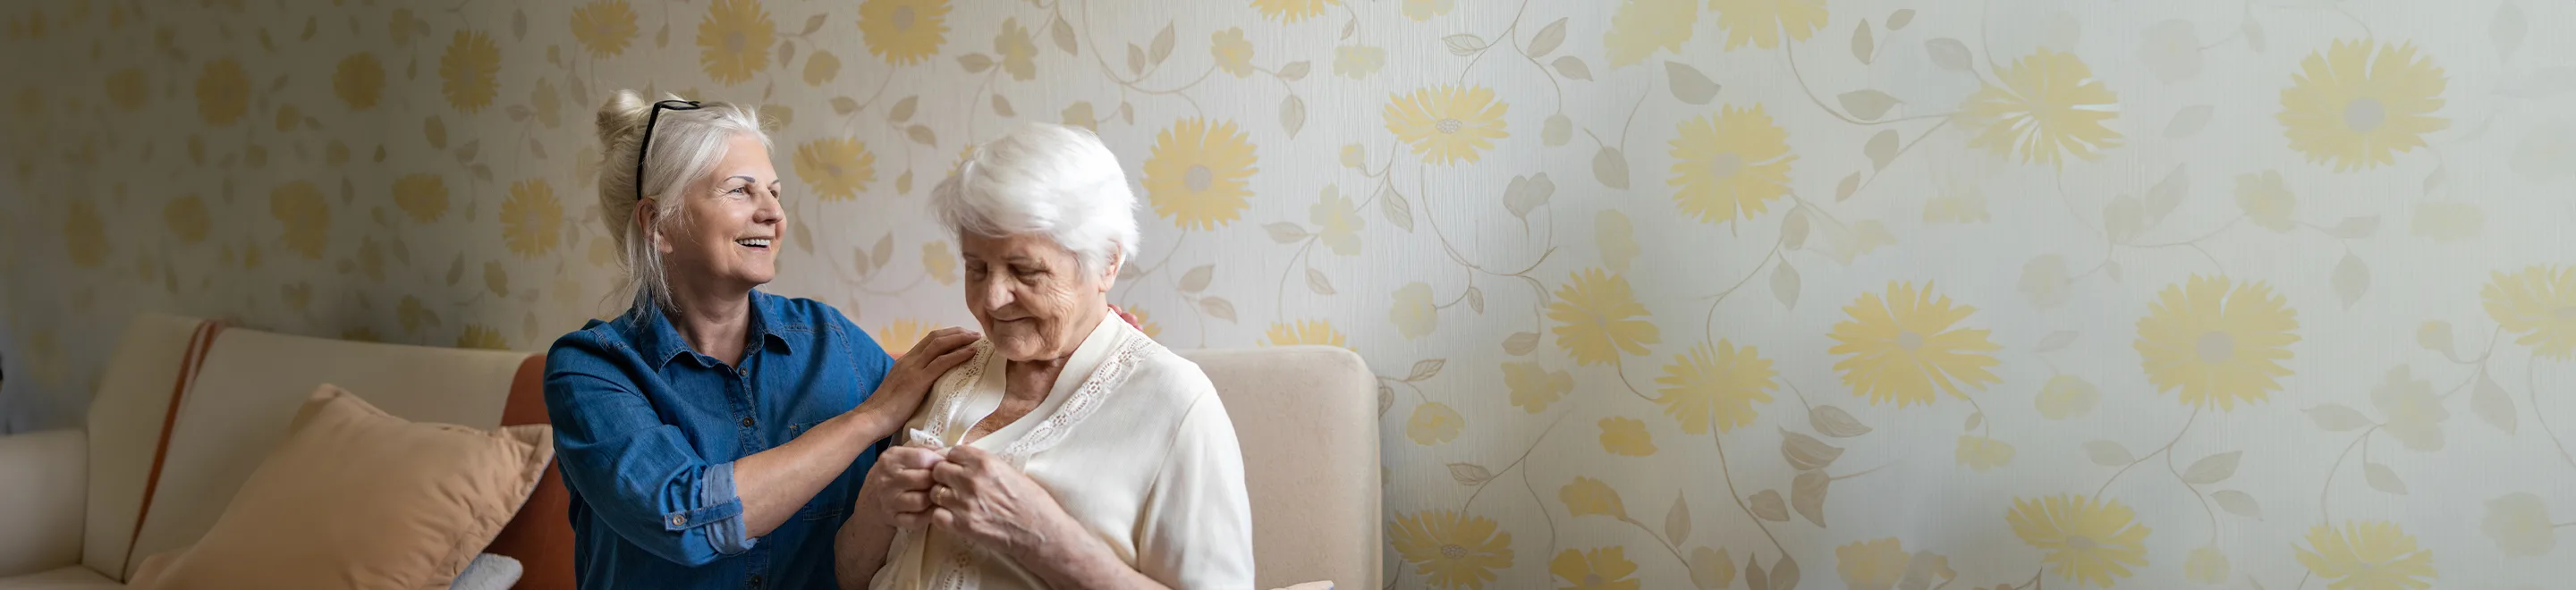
left=83, top=314, right=541, bottom=581
left=86, top=316, right=1384, bottom=589
left=123, top=324, right=530, bottom=575
left=80, top=313, right=210, bottom=578
left=1178, top=346, right=1384, bottom=590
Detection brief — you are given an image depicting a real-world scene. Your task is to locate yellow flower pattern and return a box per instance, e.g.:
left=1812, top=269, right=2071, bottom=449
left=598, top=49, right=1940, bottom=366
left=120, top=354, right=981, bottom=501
left=1605, top=0, right=1699, bottom=68
left=1391, top=510, right=1512, bottom=589
left=2481, top=266, right=2576, bottom=359
left=2296, top=521, right=2436, bottom=590
left=1385, top=85, right=1510, bottom=165
left=1548, top=268, right=1658, bottom=366
left=1835, top=537, right=1909, bottom=590
left=456, top=324, right=510, bottom=350
left=2184, top=546, right=2231, bottom=584
left=858, top=0, right=947, bottom=66
left=1954, top=435, right=2014, bottom=472
left=697, top=0, right=775, bottom=85
left=164, top=196, right=209, bottom=243
left=2234, top=170, right=2297, bottom=232
left=439, top=30, right=501, bottom=113
left=1669, top=105, right=1794, bottom=225
left=1402, top=0, right=1454, bottom=21
left=1266, top=319, right=1346, bottom=348
left=2371, top=366, right=2447, bottom=451
left=921, top=241, right=956, bottom=285
left=194, top=58, right=248, bottom=125
left=1828, top=282, right=2003, bottom=408
left=1124, top=307, right=1163, bottom=340
left=1407, top=401, right=1462, bottom=445
left=1252, top=0, right=1333, bottom=23
left=105, top=68, right=148, bottom=111
left=802, top=50, right=841, bottom=86
left=1709, top=0, right=1826, bottom=50
left=570, top=1, right=639, bottom=58
left=1560, top=476, right=1624, bottom=518
left=1504, top=360, right=1572, bottom=413
left=2135, top=276, right=2301, bottom=410
left=878, top=318, right=931, bottom=353
left=2280, top=39, right=2449, bottom=172
left=1335, top=45, right=1384, bottom=79
left=792, top=138, right=877, bottom=201
left=996, top=18, right=1037, bottom=80
left=1596, top=417, right=1655, bottom=457
left=2008, top=494, right=2151, bottom=588
left=332, top=53, right=384, bottom=110
left=1212, top=28, right=1253, bottom=78
left=501, top=180, right=564, bottom=258
left=2481, top=493, right=2555, bottom=557
left=1312, top=186, right=1364, bottom=256
left=270, top=181, right=330, bottom=260
left=1959, top=49, right=2123, bottom=164
left=1143, top=118, right=1258, bottom=230
left=1390, top=282, right=1435, bottom=340
left=1550, top=546, right=1640, bottom=590
left=393, top=174, right=449, bottom=223
left=1652, top=341, right=1774, bottom=434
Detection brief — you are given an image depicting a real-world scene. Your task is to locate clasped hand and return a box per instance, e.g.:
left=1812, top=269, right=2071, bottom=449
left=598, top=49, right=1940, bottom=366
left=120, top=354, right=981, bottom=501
left=862, top=444, right=1069, bottom=558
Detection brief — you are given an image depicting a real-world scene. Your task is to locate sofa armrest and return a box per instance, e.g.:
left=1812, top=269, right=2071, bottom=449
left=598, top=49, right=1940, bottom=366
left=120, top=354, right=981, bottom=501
left=0, top=429, right=87, bottom=578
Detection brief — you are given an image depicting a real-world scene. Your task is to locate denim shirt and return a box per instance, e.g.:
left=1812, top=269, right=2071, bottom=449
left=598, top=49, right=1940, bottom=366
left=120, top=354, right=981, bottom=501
left=544, top=291, right=894, bottom=590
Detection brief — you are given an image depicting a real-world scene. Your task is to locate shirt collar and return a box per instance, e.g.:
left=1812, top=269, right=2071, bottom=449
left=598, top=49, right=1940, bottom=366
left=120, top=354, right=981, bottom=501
left=632, top=291, right=798, bottom=369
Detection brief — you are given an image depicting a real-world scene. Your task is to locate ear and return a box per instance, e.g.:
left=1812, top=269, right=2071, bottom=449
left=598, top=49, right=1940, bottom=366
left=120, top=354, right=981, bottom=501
left=1096, top=249, right=1123, bottom=293
left=635, top=198, right=674, bottom=257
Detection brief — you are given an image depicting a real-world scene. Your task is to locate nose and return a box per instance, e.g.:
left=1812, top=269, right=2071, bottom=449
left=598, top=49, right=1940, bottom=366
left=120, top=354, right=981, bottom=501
left=752, top=189, right=784, bottom=226
left=977, top=270, right=1014, bottom=309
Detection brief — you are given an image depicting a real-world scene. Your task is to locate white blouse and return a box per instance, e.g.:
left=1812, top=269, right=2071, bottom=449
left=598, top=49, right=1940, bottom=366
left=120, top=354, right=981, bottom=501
left=869, top=316, right=1256, bottom=589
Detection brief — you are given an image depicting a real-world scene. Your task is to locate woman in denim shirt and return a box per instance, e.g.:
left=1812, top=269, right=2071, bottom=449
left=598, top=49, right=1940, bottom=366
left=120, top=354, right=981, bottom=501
left=542, top=90, right=979, bottom=589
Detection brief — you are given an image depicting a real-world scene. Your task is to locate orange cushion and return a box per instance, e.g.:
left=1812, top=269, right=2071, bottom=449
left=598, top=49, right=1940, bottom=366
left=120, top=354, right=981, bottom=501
left=143, top=384, right=553, bottom=589
left=485, top=353, right=574, bottom=590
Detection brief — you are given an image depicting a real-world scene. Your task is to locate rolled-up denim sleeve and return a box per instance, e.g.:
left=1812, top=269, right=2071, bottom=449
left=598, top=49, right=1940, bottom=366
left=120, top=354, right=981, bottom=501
left=546, top=368, right=756, bottom=566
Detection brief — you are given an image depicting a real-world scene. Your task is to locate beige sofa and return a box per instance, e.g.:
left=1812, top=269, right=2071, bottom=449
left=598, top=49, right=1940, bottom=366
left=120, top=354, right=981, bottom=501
left=0, top=313, right=1380, bottom=589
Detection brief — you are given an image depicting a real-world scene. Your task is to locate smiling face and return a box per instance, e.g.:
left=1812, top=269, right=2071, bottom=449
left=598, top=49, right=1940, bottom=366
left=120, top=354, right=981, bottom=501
left=651, top=133, right=785, bottom=293
left=960, top=232, right=1117, bottom=361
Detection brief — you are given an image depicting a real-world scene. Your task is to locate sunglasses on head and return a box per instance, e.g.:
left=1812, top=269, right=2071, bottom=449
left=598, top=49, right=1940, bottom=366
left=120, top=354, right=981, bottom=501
left=635, top=99, right=702, bottom=201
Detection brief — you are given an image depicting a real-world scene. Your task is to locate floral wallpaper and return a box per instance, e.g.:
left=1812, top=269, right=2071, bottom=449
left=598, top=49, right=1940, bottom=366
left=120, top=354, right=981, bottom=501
left=4, top=0, right=2575, bottom=587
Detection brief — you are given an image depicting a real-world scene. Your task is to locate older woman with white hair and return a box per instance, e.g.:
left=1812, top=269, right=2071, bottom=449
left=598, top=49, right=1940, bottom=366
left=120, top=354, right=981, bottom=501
left=545, top=91, right=981, bottom=589
left=837, top=123, right=1255, bottom=589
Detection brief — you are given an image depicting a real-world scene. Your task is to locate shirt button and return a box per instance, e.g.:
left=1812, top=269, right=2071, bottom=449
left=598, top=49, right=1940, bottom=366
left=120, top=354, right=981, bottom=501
left=741, top=417, right=757, bottom=427
left=748, top=574, right=765, bottom=587
left=737, top=367, right=748, bottom=376
left=669, top=514, right=686, bottom=527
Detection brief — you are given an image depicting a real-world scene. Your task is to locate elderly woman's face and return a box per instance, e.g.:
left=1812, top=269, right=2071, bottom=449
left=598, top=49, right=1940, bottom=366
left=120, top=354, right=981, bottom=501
left=656, top=134, right=784, bottom=291
left=959, top=232, right=1114, bottom=361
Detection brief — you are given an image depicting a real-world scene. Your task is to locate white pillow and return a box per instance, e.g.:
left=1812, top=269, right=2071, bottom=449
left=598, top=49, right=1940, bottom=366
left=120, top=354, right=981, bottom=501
left=448, top=553, right=523, bottom=590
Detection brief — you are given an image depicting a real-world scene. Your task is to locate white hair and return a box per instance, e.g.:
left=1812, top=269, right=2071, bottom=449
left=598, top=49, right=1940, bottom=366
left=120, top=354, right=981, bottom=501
left=930, top=122, right=1140, bottom=275
left=593, top=89, right=768, bottom=316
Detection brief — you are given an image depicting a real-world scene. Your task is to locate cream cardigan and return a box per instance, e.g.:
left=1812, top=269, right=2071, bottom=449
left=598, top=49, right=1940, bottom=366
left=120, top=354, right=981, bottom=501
left=869, top=316, right=1255, bottom=589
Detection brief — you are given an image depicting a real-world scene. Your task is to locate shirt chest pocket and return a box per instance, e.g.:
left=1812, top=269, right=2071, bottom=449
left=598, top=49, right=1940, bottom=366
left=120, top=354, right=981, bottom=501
left=789, top=419, right=855, bottom=522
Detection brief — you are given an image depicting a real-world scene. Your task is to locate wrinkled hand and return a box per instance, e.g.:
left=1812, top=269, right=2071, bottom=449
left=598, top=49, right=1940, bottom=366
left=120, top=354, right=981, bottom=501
left=860, top=446, right=943, bottom=530
left=927, top=445, right=1074, bottom=559
left=861, top=327, right=979, bottom=420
